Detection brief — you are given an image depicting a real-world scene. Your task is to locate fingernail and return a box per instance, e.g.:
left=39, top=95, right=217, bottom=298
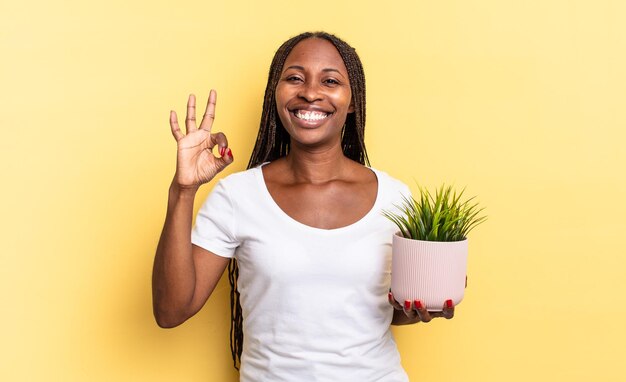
left=446, top=299, right=454, bottom=309
left=404, top=300, right=411, bottom=310
left=388, top=292, right=393, bottom=301
left=414, top=300, right=424, bottom=310
left=227, top=148, right=233, bottom=159
left=219, top=147, right=226, bottom=156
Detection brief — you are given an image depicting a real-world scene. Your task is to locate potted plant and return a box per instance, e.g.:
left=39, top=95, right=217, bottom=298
left=383, top=184, right=486, bottom=311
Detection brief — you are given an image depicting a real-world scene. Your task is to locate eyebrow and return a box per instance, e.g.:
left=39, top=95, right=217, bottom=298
left=284, top=65, right=346, bottom=78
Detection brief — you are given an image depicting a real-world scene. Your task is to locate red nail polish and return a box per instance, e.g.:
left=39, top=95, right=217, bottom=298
left=388, top=292, right=393, bottom=300
left=227, top=148, right=233, bottom=159
left=404, top=300, right=411, bottom=310
left=414, top=300, right=424, bottom=310
left=219, top=147, right=226, bottom=156
left=446, top=299, right=454, bottom=309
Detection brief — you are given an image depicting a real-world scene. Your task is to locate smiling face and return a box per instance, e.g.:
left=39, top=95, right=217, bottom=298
left=275, top=37, right=354, bottom=150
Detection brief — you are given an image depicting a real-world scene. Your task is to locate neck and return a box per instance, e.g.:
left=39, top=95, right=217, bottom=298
left=284, top=141, right=350, bottom=184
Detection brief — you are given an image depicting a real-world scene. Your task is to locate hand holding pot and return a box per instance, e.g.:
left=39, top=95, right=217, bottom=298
left=388, top=291, right=454, bottom=324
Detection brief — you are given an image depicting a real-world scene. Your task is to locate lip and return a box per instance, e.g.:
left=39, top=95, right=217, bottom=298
left=288, top=104, right=333, bottom=113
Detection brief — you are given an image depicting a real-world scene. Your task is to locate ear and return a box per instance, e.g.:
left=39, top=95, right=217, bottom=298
left=348, top=99, right=355, bottom=113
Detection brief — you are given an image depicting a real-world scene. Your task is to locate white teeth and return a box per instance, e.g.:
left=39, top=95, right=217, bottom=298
left=295, top=110, right=329, bottom=121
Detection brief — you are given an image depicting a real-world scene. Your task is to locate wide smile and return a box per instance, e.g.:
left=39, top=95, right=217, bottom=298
left=294, top=109, right=330, bottom=121
left=290, top=109, right=332, bottom=128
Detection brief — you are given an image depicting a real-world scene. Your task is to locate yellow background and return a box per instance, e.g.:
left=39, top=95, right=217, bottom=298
left=2, top=0, right=625, bottom=380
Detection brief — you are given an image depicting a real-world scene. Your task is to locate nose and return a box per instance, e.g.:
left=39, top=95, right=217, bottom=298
left=297, top=80, right=322, bottom=102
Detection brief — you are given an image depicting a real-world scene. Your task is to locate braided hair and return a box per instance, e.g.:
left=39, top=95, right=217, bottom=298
left=228, top=31, right=369, bottom=370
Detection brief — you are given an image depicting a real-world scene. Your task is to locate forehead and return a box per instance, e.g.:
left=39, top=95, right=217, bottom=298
left=282, top=38, right=348, bottom=73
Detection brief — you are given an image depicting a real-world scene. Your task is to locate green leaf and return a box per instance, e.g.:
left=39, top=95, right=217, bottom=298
left=382, top=182, right=487, bottom=242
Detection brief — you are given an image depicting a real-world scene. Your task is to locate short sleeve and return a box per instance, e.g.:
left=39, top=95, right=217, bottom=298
left=191, top=180, right=239, bottom=258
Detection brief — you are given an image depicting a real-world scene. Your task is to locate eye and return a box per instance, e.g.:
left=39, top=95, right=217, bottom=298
left=286, top=75, right=303, bottom=82
left=324, top=78, right=340, bottom=86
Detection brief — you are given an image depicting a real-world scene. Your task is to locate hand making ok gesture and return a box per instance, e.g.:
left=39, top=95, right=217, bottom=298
left=169, top=90, right=234, bottom=190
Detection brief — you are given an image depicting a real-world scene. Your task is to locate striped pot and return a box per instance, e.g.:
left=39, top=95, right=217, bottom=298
left=391, top=233, right=468, bottom=312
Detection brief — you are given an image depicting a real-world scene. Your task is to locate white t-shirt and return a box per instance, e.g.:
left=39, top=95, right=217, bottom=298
left=191, top=164, right=411, bottom=382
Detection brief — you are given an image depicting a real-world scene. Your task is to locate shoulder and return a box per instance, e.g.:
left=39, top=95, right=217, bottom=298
left=201, top=166, right=265, bottom=213
left=370, top=167, right=410, bottom=194
left=214, top=166, right=262, bottom=191
left=369, top=167, right=411, bottom=210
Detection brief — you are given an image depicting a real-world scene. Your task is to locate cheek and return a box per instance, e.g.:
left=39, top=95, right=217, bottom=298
left=329, top=89, right=353, bottom=112
left=274, top=85, right=284, bottom=108
left=273, top=88, right=290, bottom=126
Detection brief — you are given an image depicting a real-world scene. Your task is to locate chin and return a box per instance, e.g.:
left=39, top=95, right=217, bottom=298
left=289, top=132, right=342, bottom=150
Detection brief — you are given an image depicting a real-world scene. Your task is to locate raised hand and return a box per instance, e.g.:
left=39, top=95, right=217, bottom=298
left=170, top=90, right=233, bottom=190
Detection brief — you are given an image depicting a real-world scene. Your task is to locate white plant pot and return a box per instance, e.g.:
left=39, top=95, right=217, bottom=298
left=391, top=234, right=468, bottom=312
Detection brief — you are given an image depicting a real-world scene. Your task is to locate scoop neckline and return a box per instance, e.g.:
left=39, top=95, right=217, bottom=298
left=254, top=163, right=382, bottom=234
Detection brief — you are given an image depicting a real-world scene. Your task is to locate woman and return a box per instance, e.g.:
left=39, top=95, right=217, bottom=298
left=152, top=31, right=455, bottom=381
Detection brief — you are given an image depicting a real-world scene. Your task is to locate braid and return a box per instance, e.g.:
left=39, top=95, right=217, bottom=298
left=227, top=259, right=243, bottom=369
left=228, top=31, right=369, bottom=370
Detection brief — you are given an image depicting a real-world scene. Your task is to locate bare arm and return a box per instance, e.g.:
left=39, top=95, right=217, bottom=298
left=152, top=183, right=231, bottom=327
left=151, top=90, right=234, bottom=328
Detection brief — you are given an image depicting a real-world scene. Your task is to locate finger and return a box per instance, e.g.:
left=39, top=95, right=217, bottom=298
left=211, top=132, right=229, bottom=155
left=185, top=94, right=197, bottom=134
left=169, top=110, right=183, bottom=141
left=212, top=147, right=234, bottom=173
left=403, top=300, right=418, bottom=320
left=388, top=291, right=403, bottom=310
left=199, top=89, right=217, bottom=132
left=414, top=300, right=433, bottom=323
left=442, top=299, right=455, bottom=320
